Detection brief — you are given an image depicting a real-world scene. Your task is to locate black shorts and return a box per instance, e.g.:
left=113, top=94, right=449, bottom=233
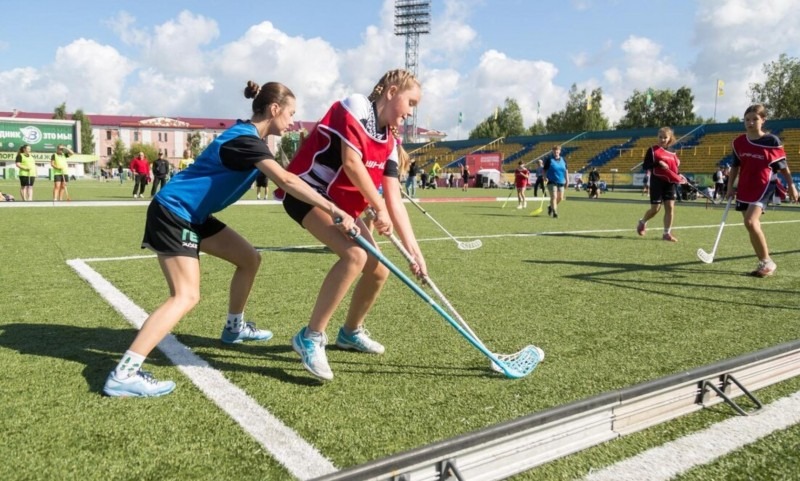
left=736, top=182, right=777, bottom=212
left=255, top=172, right=268, bottom=188
left=141, top=200, right=227, bottom=258
left=19, top=176, right=35, bottom=187
left=649, top=177, right=676, bottom=204
left=282, top=193, right=315, bottom=226
left=54, top=174, right=68, bottom=183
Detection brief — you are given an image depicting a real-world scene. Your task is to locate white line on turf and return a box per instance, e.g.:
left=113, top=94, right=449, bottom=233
left=582, top=390, right=800, bottom=481
left=66, top=258, right=337, bottom=480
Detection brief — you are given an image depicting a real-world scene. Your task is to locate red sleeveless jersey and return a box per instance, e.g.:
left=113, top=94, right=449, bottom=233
left=514, top=167, right=529, bottom=187
left=732, top=134, right=786, bottom=203
left=275, top=95, right=396, bottom=217
left=650, top=146, right=682, bottom=184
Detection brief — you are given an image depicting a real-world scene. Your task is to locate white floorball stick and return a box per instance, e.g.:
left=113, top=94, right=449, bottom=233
left=697, top=198, right=733, bottom=264
left=401, top=191, right=482, bottom=250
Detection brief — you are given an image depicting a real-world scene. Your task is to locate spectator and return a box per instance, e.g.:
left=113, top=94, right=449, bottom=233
left=15, top=144, right=36, bottom=201
left=255, top=171, right=269, bottom=199
left=178, top=149, right=194, bottom=172
left=150, top=152, right=170, bottom=197
left=712, top=166, right=725, bottom=200
left=533, top=159, right=546, bottom=197
left=406, top=160, right=418, bottom=197
left=587, top=167, right=601, bottom=199
left=573, top=171, right=583, bottom=191
left=50, top=144, right=73, bottom=202
left=461, top=164, right=470, bottom=192
left=130, top=152, right=149, bottom=199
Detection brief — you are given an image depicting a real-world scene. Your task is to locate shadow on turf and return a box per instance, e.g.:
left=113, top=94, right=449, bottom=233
left=525, top=248, right=800, bottom=310
left=0, top=323, right=174, bottom=394
left=0, top=324, right=490, bottom=392
left=159, top=333, right=493, bottom=384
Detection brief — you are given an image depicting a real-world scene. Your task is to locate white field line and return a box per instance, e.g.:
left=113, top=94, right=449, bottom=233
left=582, top=390, right=800, bottom=481
left=66, top=258, right=337, bottom=480
left=77, top=219, right=800, bottom=264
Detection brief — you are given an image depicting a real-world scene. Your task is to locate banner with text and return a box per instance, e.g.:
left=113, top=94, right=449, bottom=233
left=0, top=120, right=76, bottom=153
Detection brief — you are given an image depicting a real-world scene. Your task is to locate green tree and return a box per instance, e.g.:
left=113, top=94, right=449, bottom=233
left=109, top=139, right=128, bottom=168
left=278, top=131, right=304, bottom=167
left=527, top=118, right=547, bottom=135
left=616, top=86, right=701, bottom=129
left=53, top=102, right=67, bottom=120
left=468, top=98, right=526, bottom=139
left=187, top=131, right=203, bottom=158
left=72, top=109, right=95, bottom=154
left=545, top=84, right=610, bottom=133
left=128, top=143, right=160, bottom=165
left=749, top=53, right=800, bottom=119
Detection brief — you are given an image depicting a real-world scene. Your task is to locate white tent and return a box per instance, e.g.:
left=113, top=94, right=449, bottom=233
left=476, top=168, right=501, bottom=187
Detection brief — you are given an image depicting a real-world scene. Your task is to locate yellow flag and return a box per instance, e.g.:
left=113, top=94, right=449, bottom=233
left=717, top=80, right=725, bottom=97
left=494, top=107, right=499, bottom=120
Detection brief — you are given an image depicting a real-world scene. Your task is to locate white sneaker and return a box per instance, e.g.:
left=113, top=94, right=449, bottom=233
left=292, top=327, right=333, bottom=380
left=336, top=326, right=385, bottom=354
left=256, top=195, right=261, bottom=200
left=516, top=205, right=523, bottom=209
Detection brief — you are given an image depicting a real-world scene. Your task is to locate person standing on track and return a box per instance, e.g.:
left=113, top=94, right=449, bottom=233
left=102, top=80, right=356, bottom=397
left=727, top=104, right=798, bottom=277
left=636, top=127, right=686, bottom=242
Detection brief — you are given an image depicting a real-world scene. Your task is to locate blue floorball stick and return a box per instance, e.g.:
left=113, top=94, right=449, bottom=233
left=349, top=231, right=542, bottom=379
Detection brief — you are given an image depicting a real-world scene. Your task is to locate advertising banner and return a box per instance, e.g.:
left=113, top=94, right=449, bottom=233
left=0, top=119, right=77, bottom=153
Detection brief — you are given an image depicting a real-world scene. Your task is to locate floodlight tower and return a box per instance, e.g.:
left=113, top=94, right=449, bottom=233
left=394, top=0, right=430, bottom=143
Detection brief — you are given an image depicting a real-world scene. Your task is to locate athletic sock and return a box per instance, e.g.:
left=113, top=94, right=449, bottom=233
left=226, top=312, right=245, bottom=333
left=114, top=350, right=146, bottom=380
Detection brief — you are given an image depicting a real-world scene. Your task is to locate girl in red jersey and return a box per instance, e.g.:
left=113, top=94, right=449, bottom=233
left=277, top=69, right=428, bottom=381
left=636, top=127, right=686, bottom=242
left=727, top=104, right=798, bottom=277
left=514, top=161, right=530, bottom=209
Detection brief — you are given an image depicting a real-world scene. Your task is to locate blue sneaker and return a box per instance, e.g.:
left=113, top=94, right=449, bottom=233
left=221, top=321, right=273, bottom=344
left=336, top=326, right=385, bottom=354
left=292, top=327, right=333, bottom=381
left=103, top=370, right=176, bottom=397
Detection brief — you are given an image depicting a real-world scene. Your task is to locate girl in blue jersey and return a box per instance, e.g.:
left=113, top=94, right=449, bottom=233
left=102, top=80, right=357, bottom=398
left=543, top=145, right=569, bottom=218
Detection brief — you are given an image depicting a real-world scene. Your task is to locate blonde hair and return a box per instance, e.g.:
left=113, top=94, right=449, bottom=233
left=368, top=69, right=421, bottom=174
left=658, top=127, right=676, bottom=147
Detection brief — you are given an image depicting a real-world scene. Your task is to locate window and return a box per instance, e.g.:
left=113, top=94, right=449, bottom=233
left=163, top=132, right=168, bottom=142
left=107, top=147, right=112, bottom=156
left=106, top=130, right=112, bottom=140
left=134, top=132, right=139, bottom=142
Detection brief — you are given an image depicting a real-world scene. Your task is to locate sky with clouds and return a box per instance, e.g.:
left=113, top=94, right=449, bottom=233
left=1, top=0, right=799, bottom=139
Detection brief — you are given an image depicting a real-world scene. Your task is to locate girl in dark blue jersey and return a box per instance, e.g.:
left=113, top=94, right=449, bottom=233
left=102, top=80, right=357, bottom=398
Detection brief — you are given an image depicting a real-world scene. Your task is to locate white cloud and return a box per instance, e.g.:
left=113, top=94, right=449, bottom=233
left=691, top=0, right=800, bottom=120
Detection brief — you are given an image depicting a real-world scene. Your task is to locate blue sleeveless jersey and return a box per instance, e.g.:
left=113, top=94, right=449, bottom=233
left=155, top=121, right=261, bottom=224
left=546, top=157, right=567, bottom=184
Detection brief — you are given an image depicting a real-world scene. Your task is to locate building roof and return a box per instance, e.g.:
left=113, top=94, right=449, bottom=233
left=0, top=110, right=237, bottom=130
left=1, top=110, right=445, bottom=139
